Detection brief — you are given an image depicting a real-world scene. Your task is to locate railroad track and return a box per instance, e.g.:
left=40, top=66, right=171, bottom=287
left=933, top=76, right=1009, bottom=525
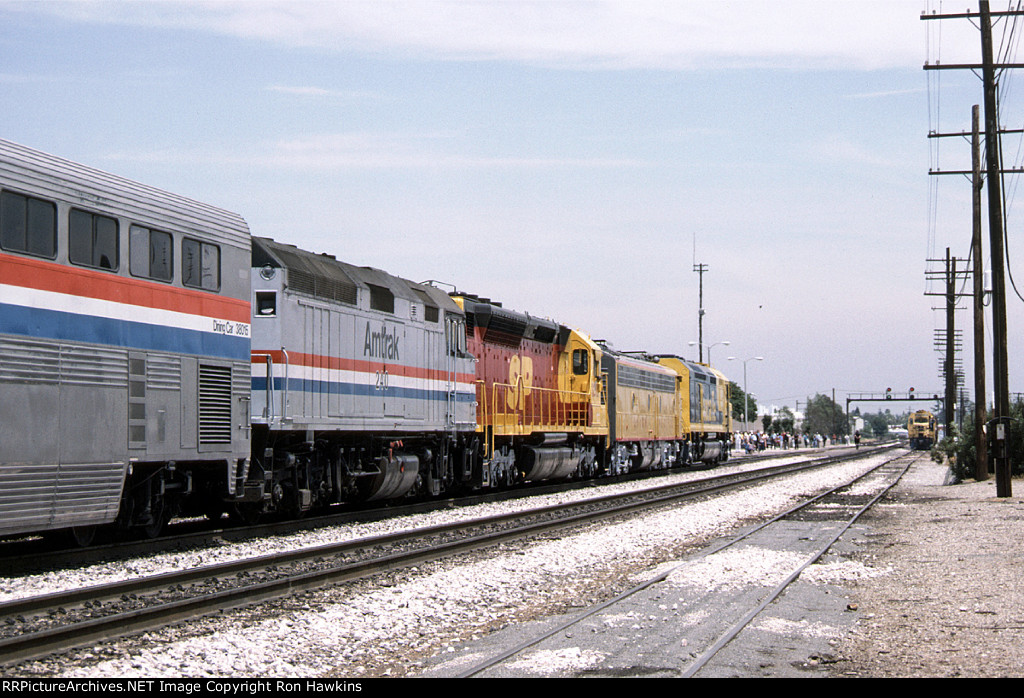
left=449, top=447, right=921, bottom=677
left=0, top=443, right=889, bottom=575
left=0, top=444, right=896, bottom=669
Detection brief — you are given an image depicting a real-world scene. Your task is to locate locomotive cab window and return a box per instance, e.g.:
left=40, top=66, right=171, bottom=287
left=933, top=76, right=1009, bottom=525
left=572, top=348, right=589, bottom=375
left=182, top=237, right=220, bottom=291
left=70, top=208, right=119, bottom=271
left=255, top=291, right=277, bottom=316
left=0, top=190, right=57, bottom=259
left=129, top=225, right=172, bottom=282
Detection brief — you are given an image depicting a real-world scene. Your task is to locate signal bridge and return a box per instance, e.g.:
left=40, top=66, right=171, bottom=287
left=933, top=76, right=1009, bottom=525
left=845, top=389, right=942, bottom=413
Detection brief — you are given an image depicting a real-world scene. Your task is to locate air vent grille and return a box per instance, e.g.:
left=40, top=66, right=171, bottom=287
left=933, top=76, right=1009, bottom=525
left=198, top=364, right=232, bottom=444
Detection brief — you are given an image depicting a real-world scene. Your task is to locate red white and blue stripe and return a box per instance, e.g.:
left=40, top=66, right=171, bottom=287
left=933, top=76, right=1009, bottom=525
left=0, top=252, right=250, bottom=361
left=250, top=349, right=476, bottom=406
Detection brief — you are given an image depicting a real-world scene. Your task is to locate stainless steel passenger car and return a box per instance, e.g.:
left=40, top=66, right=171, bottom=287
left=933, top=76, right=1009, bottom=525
left=246, top=237, right=476, bottom=514
left=0, top=139, right=252, bottom=542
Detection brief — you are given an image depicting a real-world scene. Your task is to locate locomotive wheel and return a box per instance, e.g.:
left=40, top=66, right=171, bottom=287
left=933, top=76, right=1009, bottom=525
left=141, top=499, right=170, bottom=539
left=69, top=525, right=98, bottom=547
left=231, top=503, right=262, bottom=526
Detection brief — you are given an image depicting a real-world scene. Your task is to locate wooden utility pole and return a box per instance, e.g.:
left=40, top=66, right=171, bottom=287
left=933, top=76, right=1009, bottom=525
left=971, top=105, right=989, bottom=480
left=925, top=250, right=963, bottom=440
left=946, top=250, right=957, bottom=438
left=926, top=105, right=993, bottom=480
left=980, top=1, right=1012, bottom=496
left=923, top=1, right=1018, bottom=495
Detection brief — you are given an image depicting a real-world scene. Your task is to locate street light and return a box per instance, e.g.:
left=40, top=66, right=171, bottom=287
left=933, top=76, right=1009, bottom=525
left=728, top=356, right=764, bottom=429
left=689, top=340, right=730, bottom=365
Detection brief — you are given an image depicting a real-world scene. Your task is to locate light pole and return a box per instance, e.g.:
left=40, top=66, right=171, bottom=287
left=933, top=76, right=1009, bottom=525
left=689, top=340, right=730, bottom=366
left=728, top=356, right=763, bottom=429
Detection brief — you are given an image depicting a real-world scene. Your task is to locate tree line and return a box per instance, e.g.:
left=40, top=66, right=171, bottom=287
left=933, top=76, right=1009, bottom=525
left=728, top=383, right=912, bottom=437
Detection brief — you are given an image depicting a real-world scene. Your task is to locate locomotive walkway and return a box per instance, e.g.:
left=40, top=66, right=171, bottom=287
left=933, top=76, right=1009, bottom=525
left=419, top=451, right=1024, bottom=678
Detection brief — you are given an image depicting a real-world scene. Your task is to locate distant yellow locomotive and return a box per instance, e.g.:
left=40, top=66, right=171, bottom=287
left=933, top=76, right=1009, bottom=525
left=908, top=410, right=937, bottom=450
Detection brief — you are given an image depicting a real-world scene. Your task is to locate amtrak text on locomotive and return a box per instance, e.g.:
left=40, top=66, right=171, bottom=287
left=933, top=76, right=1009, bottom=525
left=364, top=322, right=401, bottom=361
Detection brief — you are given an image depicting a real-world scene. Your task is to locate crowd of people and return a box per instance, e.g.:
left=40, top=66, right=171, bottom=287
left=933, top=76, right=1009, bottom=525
left=733, top=431, right=858, bottom=454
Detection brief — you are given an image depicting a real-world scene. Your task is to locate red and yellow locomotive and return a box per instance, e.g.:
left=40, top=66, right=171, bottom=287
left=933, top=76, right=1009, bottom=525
left=454, top=295, right=731, bottom=486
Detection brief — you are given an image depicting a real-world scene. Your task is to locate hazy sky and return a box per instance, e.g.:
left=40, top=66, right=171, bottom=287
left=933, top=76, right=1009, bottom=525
left=1, top=1, right=1020, bottom=414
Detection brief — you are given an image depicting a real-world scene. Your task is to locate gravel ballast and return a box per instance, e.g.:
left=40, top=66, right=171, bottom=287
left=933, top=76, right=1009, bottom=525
left=828, top=461, right=1024, bottom=678
left=12, top=450, right=986, bottom=678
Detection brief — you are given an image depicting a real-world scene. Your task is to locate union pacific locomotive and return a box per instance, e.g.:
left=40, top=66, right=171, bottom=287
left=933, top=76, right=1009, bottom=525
left=0, top=139, right=731, bottom=544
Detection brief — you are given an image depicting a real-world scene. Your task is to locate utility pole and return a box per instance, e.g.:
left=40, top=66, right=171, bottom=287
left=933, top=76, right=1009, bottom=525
left=980, top=1, right=1012, bottom=496
left=832, top=387, right=840, bottom=438
left=945, top=251, right=957, bottom=438
left=923, top=1, right=1019, bottom=495
left=693, top=262, right=708, bottom=364
left=925, top=249, right=965, bottom=440
left=972, top=105, right=989, bottom=481
left=926, top=106, right=1003, bottom=481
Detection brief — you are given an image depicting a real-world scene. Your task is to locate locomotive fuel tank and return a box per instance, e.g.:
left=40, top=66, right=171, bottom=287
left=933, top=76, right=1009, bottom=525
left=359, top=453, right=421, bottom=501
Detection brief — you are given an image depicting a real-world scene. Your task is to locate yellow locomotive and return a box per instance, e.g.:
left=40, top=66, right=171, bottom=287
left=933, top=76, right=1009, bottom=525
left=454, top=294, right=733, bottom=487
left=908, top=410, right=937, bottom=450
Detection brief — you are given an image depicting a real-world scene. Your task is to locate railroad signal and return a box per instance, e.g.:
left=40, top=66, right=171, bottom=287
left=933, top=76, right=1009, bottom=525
left=886, top=387, right=892, bottom=399
left=909, top=387, right=915, bottom=399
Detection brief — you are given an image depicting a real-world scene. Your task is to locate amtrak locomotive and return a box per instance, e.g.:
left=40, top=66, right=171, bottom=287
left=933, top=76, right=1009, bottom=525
left=0, top=139, right=732, bottom=544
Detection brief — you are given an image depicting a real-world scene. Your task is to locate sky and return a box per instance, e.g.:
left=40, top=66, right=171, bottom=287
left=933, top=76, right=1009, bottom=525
left=1, top=0, right=1021, bottom=417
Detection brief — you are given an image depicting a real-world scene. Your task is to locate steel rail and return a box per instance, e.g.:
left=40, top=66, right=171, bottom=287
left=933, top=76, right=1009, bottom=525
left=680, top=452, right=917, bottom=677
left=0, top=445, right=894, bottom=668
left=0, top=443, right=891, bottom=573
left=455, top=448, right=916, bottom=678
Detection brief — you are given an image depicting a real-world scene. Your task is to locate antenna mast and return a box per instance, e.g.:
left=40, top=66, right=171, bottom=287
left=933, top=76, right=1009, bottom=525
left=693, top=262, right=708, bottom=363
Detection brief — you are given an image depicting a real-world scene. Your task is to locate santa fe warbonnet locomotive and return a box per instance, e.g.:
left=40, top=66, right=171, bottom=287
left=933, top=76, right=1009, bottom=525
left=0, top=139, right=732, bottom=543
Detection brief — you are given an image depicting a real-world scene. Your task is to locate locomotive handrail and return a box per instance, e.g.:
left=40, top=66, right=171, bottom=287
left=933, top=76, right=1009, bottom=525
left=484, top=380, right=592, bottom=439
left=474, top=380, right=492, bottom=457
left=280, top=347, right=289, bottom=420
left=252, top=353, right=275, bottom=421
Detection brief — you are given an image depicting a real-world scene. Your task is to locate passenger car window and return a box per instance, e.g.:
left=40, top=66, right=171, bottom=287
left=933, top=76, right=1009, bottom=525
left=130, top=225, right=173, bottom=282
left=0, top=190, right=57, bottom=259
left=69, top=208, right=119, bottom=270
left=182, top=237, right=220, bottom=291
